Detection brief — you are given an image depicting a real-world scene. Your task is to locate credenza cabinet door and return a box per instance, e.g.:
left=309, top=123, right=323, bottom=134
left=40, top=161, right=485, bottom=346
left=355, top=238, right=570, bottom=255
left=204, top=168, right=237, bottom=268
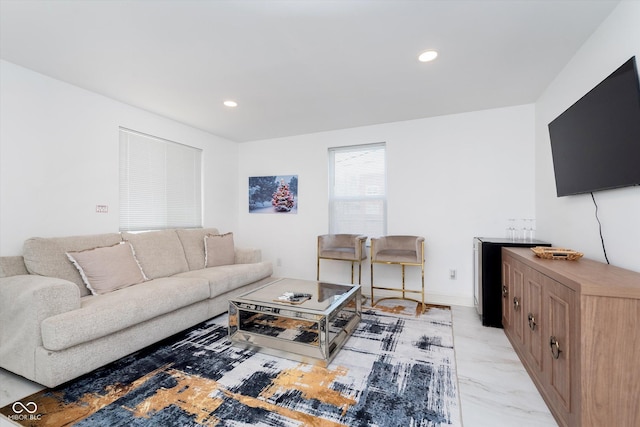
left=511, top=262, right=525, bottom=346
left=524, top=270, right=544, bottom=373
left=542, top=276, right=575, bottom=426
left=501, top=260, right=511, bottom=329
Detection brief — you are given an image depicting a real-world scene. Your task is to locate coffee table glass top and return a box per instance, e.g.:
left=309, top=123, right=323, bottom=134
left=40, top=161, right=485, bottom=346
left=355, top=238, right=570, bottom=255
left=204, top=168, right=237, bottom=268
left=235, top=277, right=357, bottom=313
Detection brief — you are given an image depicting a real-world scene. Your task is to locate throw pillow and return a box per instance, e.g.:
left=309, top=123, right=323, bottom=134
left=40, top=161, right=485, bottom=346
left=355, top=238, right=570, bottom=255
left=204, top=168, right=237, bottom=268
left=204, top=232, right=235, bottom=267
left=66, top=242, right=147, bottom=295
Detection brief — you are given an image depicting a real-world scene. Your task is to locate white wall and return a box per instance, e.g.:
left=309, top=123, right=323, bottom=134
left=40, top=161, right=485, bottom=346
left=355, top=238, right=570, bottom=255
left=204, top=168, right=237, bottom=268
left=238, top=104, right=536, bottom=306
left=535, top=0, right=640, bottom=272
left=0, top=60, right=537, bottom=307
left=0, top=60, right=240, bottom=255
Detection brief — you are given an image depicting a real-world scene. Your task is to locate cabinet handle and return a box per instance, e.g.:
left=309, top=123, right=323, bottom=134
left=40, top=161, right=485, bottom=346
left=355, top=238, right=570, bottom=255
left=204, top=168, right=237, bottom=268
left=513, top=297, right=520, bottom=311
left=528, top=313, right=537, bottom=331
left=549, top=336, right=562, bottom=359
left=502, top=285, right=508, bottom=298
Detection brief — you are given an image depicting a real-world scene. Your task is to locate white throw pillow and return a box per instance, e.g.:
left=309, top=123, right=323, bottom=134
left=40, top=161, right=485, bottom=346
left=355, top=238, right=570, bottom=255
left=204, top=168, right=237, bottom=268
left=66, top=242, right=147, bottom=295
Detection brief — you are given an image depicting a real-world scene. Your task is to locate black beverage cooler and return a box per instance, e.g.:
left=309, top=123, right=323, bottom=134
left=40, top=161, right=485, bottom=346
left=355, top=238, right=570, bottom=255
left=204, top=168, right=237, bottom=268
left=473, top=237, right=551, bottom=328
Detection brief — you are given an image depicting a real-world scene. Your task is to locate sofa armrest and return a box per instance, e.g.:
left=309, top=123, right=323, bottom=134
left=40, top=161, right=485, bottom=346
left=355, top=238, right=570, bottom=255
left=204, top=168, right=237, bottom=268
left=0, top=275, right=80, bottom=377
left=0, top=256, right=28, bottom=277
left=234, top=248, right=262, bottom=264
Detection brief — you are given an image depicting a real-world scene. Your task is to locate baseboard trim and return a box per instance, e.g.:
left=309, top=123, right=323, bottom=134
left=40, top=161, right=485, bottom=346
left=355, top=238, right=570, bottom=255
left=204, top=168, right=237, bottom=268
left=363, top=289, right=474, bottom=308
left=425, top=293, right=474, bottom=308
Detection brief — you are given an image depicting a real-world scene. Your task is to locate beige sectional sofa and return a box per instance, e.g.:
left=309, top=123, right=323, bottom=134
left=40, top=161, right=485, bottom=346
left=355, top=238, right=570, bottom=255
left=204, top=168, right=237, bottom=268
left=0, top=228, right=273, bottom=387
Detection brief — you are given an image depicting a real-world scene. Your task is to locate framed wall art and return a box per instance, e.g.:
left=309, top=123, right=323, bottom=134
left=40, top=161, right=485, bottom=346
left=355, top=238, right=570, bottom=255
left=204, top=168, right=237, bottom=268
left=248, top=175, right=298, bottom=214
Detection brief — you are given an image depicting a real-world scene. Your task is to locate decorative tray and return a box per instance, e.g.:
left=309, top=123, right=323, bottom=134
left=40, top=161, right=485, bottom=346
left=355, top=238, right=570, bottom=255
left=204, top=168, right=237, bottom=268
left=531, top=247, right=583, bottom=261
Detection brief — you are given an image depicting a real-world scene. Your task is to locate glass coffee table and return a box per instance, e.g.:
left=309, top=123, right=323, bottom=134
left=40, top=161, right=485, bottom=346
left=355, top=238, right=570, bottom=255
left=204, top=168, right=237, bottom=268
left=228, top=278, right=361, bottom=366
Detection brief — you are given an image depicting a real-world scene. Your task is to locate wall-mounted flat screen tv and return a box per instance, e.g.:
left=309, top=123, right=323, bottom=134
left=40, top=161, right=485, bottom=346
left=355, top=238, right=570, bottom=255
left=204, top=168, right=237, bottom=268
left=548, top=56, right=640, bottom=197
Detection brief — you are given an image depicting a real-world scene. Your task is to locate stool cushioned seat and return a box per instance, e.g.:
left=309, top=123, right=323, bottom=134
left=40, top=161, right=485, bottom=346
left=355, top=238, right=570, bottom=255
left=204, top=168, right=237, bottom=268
left=317, top=234, right=367, bottom=284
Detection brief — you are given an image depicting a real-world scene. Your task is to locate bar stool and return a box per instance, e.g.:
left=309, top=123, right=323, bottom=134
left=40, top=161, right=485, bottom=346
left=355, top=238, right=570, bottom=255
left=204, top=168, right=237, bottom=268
left=317, top=234, right=367, bottom=284
left=370, top=235, right=425, bottom=309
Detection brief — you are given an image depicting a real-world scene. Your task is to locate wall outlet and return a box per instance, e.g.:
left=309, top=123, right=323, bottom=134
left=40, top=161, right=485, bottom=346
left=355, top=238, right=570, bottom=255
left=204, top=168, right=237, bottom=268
left=276, top=258, right=282, bottom=267
left=449, top=269, right=457, bottom=280
left=96, top=205, right=108, bottom=213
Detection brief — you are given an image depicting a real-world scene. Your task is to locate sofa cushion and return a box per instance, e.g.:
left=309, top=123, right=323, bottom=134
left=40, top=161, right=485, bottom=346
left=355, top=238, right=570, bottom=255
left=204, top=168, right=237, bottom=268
left=234, top=248, right=263, bottom=265
left=175, top=227, right=219, bottom=270
left=122, top=230, right=189, bottom=279
left=66, top=242, right=147, bottom=295
left=174, top=261, right=273, bottom=298
left=205, top=232, right=235, bottom=267
left=23, top=233, right=123, bottom=296
left=40, top=276, right=210, bottom=351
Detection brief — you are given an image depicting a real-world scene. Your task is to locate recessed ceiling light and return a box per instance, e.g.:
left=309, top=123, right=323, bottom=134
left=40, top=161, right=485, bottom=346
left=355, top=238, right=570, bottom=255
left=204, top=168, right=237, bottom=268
left=418, top=50, right=438, bottom=62
left=223, top=100, right=238, bottom=107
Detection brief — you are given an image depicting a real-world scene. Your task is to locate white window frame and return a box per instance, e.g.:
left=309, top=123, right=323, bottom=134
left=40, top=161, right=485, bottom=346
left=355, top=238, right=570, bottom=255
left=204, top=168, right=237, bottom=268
left=119, top=127, right=202, bottom=231
left=328, top=143, right=387, bottom=238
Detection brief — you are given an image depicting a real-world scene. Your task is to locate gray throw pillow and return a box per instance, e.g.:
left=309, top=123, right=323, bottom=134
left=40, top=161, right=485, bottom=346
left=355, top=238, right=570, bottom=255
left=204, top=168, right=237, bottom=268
left=204, top=233, right=235, bottom=267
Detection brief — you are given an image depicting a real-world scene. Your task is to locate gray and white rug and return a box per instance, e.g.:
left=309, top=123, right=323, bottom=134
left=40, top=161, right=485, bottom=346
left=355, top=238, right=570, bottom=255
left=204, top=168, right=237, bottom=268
left=1, top=301, right=461, bottom=427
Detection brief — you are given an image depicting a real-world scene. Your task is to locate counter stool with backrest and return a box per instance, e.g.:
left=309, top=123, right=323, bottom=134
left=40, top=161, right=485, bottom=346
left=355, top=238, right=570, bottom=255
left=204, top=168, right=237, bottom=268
left=317, top=234, right=367, bottom=284
left=370, top=235, right=425, bottom=309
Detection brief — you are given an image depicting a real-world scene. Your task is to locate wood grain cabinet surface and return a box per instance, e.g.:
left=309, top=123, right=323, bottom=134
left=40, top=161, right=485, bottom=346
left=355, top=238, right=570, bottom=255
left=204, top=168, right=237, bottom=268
left=502, top=247, right=640, bottom=427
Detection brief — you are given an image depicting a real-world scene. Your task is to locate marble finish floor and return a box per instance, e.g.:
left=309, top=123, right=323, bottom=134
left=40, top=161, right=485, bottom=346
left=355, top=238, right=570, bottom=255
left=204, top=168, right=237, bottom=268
left=452, top=306, right=557, bottom=426
left=1, top=305, right=557, bottom=426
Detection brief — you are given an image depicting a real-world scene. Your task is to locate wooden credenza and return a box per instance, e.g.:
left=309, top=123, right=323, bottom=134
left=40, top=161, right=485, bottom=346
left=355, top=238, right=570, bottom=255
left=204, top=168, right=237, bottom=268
left=502, top=247, right=640, bottom=427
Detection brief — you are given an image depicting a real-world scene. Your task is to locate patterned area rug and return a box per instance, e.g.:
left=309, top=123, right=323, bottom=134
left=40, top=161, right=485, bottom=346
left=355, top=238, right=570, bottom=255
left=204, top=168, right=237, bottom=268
left=1, top=301, right=461, bottom=426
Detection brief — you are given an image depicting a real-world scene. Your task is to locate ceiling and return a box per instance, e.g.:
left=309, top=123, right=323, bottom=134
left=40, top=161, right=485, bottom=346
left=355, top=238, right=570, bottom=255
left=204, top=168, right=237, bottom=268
left=0, top=0, right=620, bottom=142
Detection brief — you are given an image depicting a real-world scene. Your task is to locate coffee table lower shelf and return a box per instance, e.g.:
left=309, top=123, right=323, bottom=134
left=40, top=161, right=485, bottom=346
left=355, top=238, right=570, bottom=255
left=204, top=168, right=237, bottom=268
left=228, top=278, right=361, bottom=366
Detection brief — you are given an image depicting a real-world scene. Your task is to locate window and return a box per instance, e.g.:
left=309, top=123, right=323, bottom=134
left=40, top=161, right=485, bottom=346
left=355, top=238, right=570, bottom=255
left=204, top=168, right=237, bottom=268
left=119, top=128, right=202, bottom=231
left=328, top=143, right=386, bottom=238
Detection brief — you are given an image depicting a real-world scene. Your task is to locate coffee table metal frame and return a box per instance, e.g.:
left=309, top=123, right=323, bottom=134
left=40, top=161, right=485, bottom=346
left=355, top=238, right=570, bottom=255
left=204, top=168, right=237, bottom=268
left=228, top=278, right=361, bottom=366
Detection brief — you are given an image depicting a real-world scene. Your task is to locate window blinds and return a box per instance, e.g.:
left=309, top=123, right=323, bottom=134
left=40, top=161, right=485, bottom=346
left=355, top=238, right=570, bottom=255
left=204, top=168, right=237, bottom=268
left=328, top=143, right=387, bottom=238
left=119, top=128, right=202, bottom=231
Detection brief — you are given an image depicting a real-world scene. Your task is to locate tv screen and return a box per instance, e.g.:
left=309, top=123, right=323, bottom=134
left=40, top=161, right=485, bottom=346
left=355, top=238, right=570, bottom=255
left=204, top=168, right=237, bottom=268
left=548, top=56, right=640, bottom=197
